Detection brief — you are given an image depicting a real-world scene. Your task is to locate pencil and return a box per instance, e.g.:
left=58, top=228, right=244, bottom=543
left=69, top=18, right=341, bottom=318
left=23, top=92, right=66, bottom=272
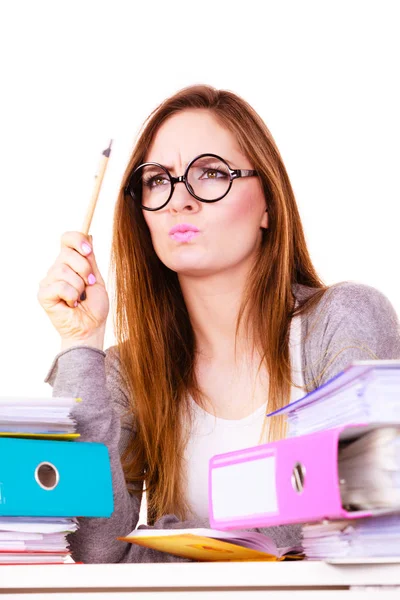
left=80, top=139, right=113, bottom=301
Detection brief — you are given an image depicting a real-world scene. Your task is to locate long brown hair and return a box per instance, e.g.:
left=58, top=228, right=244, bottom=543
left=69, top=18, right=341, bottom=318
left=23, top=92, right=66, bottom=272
left=110, top=84, right=327, bottom=521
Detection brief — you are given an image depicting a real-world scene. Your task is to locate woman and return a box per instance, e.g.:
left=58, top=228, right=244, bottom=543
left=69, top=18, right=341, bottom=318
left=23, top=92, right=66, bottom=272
left=38, top=84, right=400, bottom=563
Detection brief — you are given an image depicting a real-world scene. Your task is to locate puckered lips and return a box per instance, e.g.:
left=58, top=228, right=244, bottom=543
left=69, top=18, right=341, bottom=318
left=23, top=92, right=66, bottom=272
left=169, top=223, right=200, bottom=242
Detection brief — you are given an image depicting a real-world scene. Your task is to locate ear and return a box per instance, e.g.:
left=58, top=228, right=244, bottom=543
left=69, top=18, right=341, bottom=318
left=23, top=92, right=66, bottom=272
left=260, top=208, right=269, bottom=229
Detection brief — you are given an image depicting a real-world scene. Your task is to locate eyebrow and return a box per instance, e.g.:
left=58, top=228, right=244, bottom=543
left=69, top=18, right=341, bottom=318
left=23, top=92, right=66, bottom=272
left=145, top=156, right=240, bottom=171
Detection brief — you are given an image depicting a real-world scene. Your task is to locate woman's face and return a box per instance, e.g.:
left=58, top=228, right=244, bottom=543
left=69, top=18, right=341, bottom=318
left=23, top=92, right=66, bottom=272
left=142, top=109, right=268, bottom=278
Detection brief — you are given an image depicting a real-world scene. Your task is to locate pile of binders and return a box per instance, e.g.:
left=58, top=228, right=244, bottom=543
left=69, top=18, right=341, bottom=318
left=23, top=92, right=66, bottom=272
left=0, top=396, right=113, bottom=564
left=208, top=360, right=400, bottom=561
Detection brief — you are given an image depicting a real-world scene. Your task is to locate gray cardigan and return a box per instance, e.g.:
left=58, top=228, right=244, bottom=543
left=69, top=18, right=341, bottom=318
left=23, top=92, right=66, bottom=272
left=44, top=282, right=400, bottom=563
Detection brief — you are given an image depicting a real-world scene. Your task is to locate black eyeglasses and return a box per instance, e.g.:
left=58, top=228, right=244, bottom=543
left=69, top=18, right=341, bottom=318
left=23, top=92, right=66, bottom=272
left=124, top=153, right=258, bottom=211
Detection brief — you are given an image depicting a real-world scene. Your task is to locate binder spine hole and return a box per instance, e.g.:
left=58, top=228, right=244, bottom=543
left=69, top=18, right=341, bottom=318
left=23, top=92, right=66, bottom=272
left=35, top=462, right=59, bottom=491
left=291, top=462, right=306, bottom=493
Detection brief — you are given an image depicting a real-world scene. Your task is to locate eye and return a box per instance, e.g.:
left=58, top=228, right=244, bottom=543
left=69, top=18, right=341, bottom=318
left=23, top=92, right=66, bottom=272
left=199, top=168, right=228, bottom=180
left=143, top=174, right=169, bottom=188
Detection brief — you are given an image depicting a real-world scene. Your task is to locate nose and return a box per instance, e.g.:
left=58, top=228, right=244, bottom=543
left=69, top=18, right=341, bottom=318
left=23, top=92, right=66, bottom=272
left=168, top=179, right=200, bottom=213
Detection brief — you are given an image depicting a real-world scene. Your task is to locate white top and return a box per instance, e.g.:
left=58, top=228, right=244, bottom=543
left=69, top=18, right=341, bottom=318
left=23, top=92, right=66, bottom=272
left=183, top=314, right=306, bottom=521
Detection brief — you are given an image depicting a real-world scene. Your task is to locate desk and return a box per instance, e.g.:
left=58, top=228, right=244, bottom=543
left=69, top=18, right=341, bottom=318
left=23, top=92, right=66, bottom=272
left=0, top=562, right=400, bottom=598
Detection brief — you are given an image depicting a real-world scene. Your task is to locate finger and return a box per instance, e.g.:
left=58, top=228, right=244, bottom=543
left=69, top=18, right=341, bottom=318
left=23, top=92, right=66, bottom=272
left=80, top=234, right=94, bottom=302
left=38, top=280, right=80, bottom=310
left=61, top=231, right=93, bottom=255
left=47, top=248, right=96, bottom=288
left=49, top=263, right=87, bottom=296
left=60, top=232, right=105, bottom=287
left=83, top=235, right=105, bottom=286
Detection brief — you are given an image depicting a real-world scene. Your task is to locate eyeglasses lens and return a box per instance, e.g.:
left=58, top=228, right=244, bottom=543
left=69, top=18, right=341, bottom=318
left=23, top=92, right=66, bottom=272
left=131, top=155, right=231, bottom=209
left=186, top=156, right=231, bottom=201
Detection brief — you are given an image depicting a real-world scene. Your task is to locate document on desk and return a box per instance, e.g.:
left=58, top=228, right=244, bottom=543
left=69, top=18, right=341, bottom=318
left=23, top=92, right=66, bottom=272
left=119, top=527, right=303, bottom=562
left=0, top=396, right=112, bottom=564
left=0, top=517, right=78, bottom=563
left=303, top=514, right=400, bottom=560
left=209, top=424, right=400, bottom=530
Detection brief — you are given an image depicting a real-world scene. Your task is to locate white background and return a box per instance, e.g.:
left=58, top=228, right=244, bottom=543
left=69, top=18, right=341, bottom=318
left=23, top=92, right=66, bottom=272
left=0, top=0, right=399, bottom=397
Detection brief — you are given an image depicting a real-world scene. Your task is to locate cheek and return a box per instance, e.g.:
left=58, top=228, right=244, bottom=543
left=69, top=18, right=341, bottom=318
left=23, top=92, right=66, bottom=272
left=223, top=189, right=265, bottom=227
left=143, top=214, right=160, bottom=239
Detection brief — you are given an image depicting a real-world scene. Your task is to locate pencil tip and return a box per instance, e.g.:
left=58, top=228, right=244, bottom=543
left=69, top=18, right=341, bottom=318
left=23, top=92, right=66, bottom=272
left=103, top=139, right=113, bottom=158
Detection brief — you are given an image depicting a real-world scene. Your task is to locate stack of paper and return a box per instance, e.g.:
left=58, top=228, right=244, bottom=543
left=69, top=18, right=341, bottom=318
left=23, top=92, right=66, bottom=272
left=0, top=518, right=78, bottom=564
left=0, top=396, right=80, bottom=564
left=0, top=397, right=79, bottom=438
left=0, top=395, right=113, bottom=564
left=303, top=515, right=400, bottom=560
left=268, top=360, right=400, bottom=437
left=339, top=426, right=400, bottom=511
left=266, top=359, right=400, bottom=560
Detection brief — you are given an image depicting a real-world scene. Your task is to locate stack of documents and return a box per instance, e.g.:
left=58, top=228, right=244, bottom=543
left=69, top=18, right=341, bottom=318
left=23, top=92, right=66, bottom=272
left=209, top=359, right=400, bottom=561
left=0, top=395, right=113, bottom=564
left=268, top=360, right=400, bottom=437
left=302, top=515, right=400, bottom=560
left=0, top=396, right=79, bottom=438
left=339, top=426, right=400, bottom=511
left=267, top=359, right=400, bottom=560
left=209, top=423, right=400, bottom=533
left=0, top=518, right=78, bottom=564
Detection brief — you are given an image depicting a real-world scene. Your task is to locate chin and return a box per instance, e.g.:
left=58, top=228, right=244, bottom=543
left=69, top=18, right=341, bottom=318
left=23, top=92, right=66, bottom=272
left=163, top=255, right=215, bottom=277
left=160, top=246, right=205, bottom=271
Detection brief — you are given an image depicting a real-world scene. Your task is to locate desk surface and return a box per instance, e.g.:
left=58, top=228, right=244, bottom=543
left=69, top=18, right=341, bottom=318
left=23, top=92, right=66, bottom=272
left=1, top=561, right=400, bottom=592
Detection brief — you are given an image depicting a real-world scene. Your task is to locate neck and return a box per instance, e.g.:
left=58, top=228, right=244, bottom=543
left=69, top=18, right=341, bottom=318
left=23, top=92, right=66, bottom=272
left=178, top=262, right=256, bottom=364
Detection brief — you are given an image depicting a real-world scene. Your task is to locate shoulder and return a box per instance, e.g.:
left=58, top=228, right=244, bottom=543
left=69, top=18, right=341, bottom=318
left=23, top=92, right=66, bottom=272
left=294, top=280, right=397, bottom=314
left=319, top=280, right=395, bottom=309
left=295, top=281, right=400, bottom=389
left=296, top=280, right=399, bottom=331
left=312, top=281, right=398, bottom=333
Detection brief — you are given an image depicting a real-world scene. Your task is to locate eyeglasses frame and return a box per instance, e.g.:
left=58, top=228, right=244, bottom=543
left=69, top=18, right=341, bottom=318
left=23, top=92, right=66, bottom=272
left=124, top=152, right=258, bottom=211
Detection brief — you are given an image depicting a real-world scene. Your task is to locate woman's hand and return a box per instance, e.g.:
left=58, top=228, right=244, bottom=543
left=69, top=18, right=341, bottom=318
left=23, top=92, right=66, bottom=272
left=37, top=232, right=109, bottom=347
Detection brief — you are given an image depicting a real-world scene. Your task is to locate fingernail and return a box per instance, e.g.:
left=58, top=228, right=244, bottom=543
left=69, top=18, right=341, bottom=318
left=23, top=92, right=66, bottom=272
left=74, top=301, right=78, bottom=307
left=88, top=273, right=96, bottom=285
left=82, top=243, right=92, bottom=255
